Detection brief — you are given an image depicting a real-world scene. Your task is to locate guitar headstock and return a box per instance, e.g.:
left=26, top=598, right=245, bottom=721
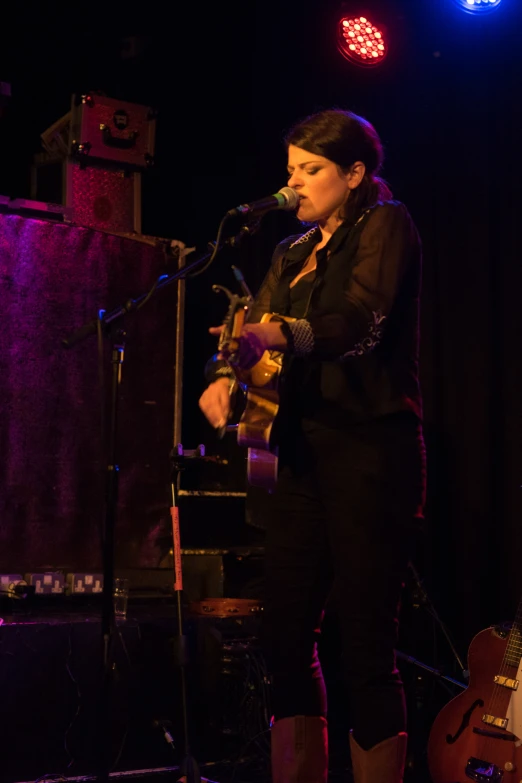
left=212, top=282, right=253, bottom=364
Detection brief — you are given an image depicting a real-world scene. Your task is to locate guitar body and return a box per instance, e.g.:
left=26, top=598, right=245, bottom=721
left=428, top=625, right=522, bottom=782
left=233, top=314, right=291, bottom=491
left=214, top=283, right=293, bottom=492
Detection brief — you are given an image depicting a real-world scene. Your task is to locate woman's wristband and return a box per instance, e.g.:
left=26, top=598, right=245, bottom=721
left=278, top=319, right=315, bottom=357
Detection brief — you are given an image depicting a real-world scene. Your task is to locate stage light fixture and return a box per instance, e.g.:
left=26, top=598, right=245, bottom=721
left=337, top=15, right=387, bottom=68
left=454, top=0, right=502, bottom=13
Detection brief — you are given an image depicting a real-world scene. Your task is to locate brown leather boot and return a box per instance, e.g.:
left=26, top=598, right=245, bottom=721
left=271, top=715, right=328, bottom=783
left=349, top=730, right=407, bottom=783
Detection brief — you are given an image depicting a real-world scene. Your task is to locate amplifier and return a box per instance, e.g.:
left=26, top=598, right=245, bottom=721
left=66, top=160, right=141, bottom=233
left=31, top=157, right=141, bottom=233
left=117, top=554, right=225, bottom=601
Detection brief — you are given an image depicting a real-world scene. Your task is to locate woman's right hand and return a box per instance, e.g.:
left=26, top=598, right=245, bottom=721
left=198, top=377, right=232, bottom=429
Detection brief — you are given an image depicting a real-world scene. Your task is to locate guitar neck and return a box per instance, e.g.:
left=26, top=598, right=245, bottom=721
left=504, top=599, right=522, bottom=668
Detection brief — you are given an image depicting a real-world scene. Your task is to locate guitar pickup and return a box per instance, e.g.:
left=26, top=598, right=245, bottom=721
left=482, top=713, right=509, bottom=730
left=493, top=674, right=519, bottom=690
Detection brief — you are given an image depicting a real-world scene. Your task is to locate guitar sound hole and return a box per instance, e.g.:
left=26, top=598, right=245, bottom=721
left=465, top=756, right=503, bottom=782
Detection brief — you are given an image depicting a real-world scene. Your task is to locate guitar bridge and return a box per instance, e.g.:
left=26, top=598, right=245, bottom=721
left=473, top=726, right=517, bottom=741
left=465, top=756, right=503, bottom=781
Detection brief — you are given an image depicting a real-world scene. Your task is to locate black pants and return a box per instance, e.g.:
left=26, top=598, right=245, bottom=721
left=262, top=412, right=426, bottom=750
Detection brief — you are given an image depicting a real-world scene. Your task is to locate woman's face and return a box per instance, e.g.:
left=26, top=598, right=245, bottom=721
left=286, top=144, right=365, bottom=225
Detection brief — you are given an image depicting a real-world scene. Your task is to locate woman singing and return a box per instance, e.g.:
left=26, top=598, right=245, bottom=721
left=199, top=108, right=426, bottom=783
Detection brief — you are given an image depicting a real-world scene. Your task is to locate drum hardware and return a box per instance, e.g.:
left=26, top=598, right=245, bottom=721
left=188, top=597, right=271, bottom=775
left=188, top=598, right=263, bottom=617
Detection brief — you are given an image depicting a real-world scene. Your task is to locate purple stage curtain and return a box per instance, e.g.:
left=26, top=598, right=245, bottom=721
left=0, top=213, right=178, bottom=572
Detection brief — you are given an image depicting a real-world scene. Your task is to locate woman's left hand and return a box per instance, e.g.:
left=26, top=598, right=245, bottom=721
left=208, top=321, right=287, bottom=369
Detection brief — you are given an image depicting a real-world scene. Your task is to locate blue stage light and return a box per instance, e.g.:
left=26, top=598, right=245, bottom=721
left=455, top=0, right=502, bottom=13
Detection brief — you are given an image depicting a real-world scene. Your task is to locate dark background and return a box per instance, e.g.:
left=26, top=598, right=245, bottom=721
left=1, top=0, right=522, bottom=693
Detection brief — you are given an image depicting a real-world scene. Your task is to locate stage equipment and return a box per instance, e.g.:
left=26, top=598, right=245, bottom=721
left=60, top=205, right=273, bottom=783
left=25, top=571, right=66, bottom=594
left=168, top=445, right=227, bottom=783
left=454, top=0, right=502, bottom=13
left=188, top=598, right=270, bottom=774
left=395, top=562, right=468, bottom=777
left=337, top=14, right=387, bottom=67
left=0, top=574, right=28, bottom=599
left=31, top=92, right=157, bottom=234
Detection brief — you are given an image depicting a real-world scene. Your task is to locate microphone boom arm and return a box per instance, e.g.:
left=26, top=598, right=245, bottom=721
left=62, top=221, right=251, bottom=348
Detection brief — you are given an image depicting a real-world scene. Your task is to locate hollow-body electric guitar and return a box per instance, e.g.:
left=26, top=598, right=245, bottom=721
left=213, top=276, right=294, bottom=491
left=427, top=599, right=522, bottom=783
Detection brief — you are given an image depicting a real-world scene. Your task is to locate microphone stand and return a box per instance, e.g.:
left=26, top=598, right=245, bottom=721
left=396, top=561, right=468, bottom=689
left=61, top=217, right=261, bottom=783
left=395, top=650, right=466, bottom=691
left=168, top=444, right=228, bottom=783
left=407, top=560, right=468, bottom=683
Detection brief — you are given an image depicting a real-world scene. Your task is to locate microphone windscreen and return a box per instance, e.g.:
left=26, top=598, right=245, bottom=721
left=277, top=186, right=300, bottom=210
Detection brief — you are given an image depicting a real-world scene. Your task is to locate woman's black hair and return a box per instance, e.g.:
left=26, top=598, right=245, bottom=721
left=284, top=108, right=392, bottom=223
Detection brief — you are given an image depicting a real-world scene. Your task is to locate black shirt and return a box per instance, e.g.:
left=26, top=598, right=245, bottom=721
left=248, top=199, right=423, bottom=429
left=206, top=199, right=423, bottom=432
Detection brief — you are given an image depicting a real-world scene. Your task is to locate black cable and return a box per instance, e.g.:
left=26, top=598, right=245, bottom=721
left=229, top=728, right=272, bottom=783
left=185, top=214, right=230, bottom=278
left=108, top=622, right=141, bottom=772
left=135, top=240, right=183, bottom=311
left=64, top=623, right=82, bottom=769
left=109, top=727, right=129, bottom=773
left=218, top=637, right=271, bottom=783
left=134, top=273, right=164, bottom=312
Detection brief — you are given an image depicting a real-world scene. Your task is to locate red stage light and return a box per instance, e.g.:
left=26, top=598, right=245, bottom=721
left=337, top=15, right=387, bottom=67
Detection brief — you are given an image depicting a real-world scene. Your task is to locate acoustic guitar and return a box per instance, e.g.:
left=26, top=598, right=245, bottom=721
left=427, top=598, right=522, bottom=782
left=213, top=280, right=293, bottom=492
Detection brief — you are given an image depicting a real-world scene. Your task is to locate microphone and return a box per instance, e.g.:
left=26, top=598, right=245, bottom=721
left=227, top=186, right=300, bottom=217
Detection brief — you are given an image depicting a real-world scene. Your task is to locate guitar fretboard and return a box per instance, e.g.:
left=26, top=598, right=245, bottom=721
left=504, top=602, right=522, bottom=669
